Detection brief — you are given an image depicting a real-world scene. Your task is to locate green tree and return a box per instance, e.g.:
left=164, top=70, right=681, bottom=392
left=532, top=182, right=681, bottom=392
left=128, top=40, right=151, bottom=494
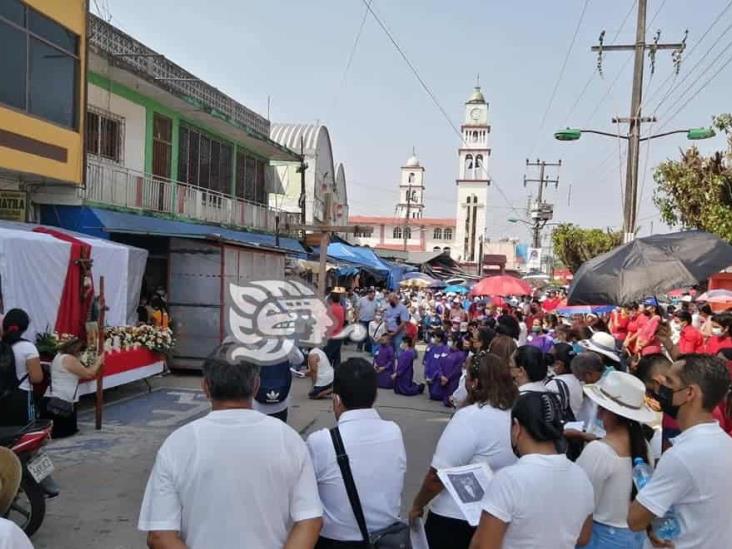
left=653, top=114, right=732, bottom=240
left=551, top=224, right=622, bottom=273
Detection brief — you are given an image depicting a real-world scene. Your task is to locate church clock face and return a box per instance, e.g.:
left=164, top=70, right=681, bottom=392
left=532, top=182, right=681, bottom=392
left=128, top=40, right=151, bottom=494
left=470, top=108, right=481, bottom=121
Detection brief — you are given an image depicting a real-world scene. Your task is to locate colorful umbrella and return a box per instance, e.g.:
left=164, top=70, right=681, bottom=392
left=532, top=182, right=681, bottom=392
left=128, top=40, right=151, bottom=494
left=444, top=284, right=469, bottom=294
left=470, top=275, right=532, bottom=297
left=697, top=289, right=732, bottom=303
left=556, top=304, right=615, bottom=316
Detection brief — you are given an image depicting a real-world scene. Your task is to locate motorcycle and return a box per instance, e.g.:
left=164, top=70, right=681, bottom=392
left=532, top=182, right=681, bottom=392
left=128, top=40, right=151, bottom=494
left=0, top=420, right=55, bottom=536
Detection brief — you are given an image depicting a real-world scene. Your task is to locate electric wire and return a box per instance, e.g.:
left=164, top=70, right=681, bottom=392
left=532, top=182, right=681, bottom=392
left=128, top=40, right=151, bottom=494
left=360, top=0, right=524, bottom=221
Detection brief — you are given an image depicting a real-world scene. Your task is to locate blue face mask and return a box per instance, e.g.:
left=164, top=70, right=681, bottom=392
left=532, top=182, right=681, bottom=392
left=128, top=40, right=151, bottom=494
left=572, top=342, right=583, bottom=355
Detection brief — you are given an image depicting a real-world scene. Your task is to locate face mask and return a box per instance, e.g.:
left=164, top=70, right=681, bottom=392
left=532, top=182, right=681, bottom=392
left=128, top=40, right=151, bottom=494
left=429, top=337, right=436, bottom=344
left=390, top=302, right=397, bottom=308
left=447, top=340, right=455, bottom=349
left=531, top=326, right=542, bottom=334
left=713, top=327, right=724, bottom=337
left=654, top=384, right=685, bottom=419
left=400, top=343, right=408, bottom=350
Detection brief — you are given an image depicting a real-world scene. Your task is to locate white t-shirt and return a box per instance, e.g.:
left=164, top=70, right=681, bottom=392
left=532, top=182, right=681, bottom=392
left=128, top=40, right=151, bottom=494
left=482, top=453, right=594, bottom=548
left=546, top=374, right=584, bottom=418
left=138, top=409, right=322, bottom=549
left=309, top=348, right=334, bottom=387
left=636, top=422, right=732, bottom=549
left=576, top=440, right=634, bottom=528
left=12, top=340, right=39, bottom=392
left=0, top=518, right=33, bottom=549
left=431, top=403, right=517, bottom=520
left=307, top=408, right=406, bottom=541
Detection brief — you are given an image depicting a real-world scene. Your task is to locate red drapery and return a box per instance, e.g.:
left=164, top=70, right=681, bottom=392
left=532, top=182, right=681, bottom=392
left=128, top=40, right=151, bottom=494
left=33, top=228, right=93, bottom=338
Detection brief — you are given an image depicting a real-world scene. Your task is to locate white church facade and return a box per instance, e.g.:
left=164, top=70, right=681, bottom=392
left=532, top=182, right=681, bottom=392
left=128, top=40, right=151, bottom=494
left=350, top=85, right=491, bottom=267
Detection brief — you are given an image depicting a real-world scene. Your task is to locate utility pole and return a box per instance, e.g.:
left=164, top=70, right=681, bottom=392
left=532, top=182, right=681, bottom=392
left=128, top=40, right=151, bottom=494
left=524, top=159, right=561, bottom=248
left=592, top=0, right=686, bottom=241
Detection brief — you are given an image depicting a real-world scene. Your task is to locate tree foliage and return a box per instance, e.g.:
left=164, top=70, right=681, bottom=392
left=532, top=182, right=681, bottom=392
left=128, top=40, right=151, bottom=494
left=653, top=114, right=732, bottom=241
left=551, top=224, right=622, bottom=273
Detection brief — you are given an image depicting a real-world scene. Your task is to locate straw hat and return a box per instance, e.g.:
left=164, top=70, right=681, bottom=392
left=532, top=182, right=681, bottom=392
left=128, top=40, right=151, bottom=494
left=331, top=287, right=347, bottom=294
left=578, top=331, right=620, bottom=362
left=0, top=447, right=22, bottom=515
left=583, top=371, right=656, bottom=424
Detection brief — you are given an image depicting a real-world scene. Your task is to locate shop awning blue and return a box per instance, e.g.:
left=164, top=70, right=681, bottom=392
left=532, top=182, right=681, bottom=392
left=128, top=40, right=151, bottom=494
left=312, top=242, right=391, bottom=275
left=40, top=205, right=306, bottom=255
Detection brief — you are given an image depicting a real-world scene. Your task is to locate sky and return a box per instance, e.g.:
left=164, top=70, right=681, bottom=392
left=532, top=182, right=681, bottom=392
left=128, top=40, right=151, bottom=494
left=95, top=0, right=732, bottom=242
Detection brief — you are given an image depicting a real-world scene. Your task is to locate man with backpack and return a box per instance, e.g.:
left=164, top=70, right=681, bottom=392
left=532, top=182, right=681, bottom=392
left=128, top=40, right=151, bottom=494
left=252, top=346, right=304, bottom=423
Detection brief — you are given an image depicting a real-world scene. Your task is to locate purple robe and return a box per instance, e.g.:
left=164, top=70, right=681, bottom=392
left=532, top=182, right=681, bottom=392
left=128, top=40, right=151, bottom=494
left=374, top=344, right=395, bottom=389
left=441, top=350, right=468, bottom=406
left=429, top=348, right=460, bottom=401
left=527, top=334, right=554, bottom=354
left=394, top=348, right=424, bottom=396
left=423, top=344, right=447, bottom=382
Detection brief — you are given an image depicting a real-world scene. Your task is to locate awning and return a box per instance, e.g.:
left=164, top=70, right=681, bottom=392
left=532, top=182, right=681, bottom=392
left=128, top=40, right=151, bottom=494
left=40, top=205, right=306, bottom=255
left=318, top=242, right=391, bottom=275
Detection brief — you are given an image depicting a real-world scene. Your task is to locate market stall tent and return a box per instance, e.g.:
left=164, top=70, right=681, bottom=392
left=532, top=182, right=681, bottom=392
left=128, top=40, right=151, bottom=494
left=0, top=222, right=148, bottom=333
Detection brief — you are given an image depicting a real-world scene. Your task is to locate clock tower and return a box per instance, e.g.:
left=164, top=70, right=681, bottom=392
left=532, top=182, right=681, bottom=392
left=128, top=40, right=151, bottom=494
left=454, top=84, right=490, bottom=264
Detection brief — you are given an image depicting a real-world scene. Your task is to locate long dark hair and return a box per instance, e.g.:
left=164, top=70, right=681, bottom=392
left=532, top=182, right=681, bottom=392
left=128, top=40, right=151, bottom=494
left=2, top=309, right=29, bottom=345
left=514, top=345, right=549, bottom=382
left=468, top=353, right=518, bottom=410
left=512, top=392, right=564, bottom=444
left=617, top=414, right=651, bottom=499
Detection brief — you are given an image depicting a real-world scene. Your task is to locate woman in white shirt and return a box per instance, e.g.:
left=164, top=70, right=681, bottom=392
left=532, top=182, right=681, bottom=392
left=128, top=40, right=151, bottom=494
left=410, top=353, right=518, bottom=549
left=0, top=309, right=43, bottom=426
left=472, top=391, right=595, bottom=549
left=44, top=337, right=103, bottom=438
left=576, top=371, right=656, bottom=549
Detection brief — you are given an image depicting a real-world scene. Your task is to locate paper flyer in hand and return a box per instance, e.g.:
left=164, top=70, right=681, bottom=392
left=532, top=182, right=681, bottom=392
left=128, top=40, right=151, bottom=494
left=436, top=463, right=493, bottom=526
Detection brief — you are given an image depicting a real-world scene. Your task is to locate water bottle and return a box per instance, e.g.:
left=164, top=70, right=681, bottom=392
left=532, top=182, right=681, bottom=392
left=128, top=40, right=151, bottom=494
left=653, top=511, right=682, bottom=541
left=632, top=458, right=681, bottom=541
left=632, top=458, right=653, bottom=490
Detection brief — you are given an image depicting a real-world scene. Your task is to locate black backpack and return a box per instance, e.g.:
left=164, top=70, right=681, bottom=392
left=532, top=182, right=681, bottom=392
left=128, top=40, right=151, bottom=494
left=0, top=341, right=20, bottom=400
left=545, top=377, right=584, bottom=461
left=255, top=361, right=292, bottom=406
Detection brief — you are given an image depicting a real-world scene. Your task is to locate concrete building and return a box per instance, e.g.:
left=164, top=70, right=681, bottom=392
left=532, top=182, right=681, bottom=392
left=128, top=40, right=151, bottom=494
left=269, top=123, right=349, bottom=227
left=0, top=0, right=88, bottom=217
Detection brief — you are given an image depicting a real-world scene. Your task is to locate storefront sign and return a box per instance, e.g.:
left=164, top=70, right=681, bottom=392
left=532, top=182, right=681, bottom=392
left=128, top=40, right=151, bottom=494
left=0, top=190, right=27, bottom=221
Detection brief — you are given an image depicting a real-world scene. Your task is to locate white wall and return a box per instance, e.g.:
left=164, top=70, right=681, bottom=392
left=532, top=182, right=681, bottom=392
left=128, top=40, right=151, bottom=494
left=454, top=182, right=489, bottom=262
left=88, top=83, right=146, bottom=173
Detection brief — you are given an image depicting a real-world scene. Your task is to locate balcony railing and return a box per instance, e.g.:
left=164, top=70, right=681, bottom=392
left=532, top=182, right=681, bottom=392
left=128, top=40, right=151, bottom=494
left=83, top=158, right=299, bottom=235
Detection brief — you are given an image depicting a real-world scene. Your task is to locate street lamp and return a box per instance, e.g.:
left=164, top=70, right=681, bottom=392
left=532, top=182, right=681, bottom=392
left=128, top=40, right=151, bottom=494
left=554, top=124, right=716, bottom=241
left=554, top=127, right=716, bottom=142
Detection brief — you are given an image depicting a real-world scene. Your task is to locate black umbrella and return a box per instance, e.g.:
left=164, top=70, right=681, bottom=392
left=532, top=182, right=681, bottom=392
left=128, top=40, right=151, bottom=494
left=567, top=230, right=732, bottom=305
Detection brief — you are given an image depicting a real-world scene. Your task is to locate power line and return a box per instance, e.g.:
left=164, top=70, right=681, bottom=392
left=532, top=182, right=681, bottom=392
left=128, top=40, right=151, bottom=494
left=329, top=0, right=374, bottom=113
left=529, top=0, right=591, bottom=157
left=643, top=0, right=732, bottom=113
left=360, top=0, right=525, bottom=220
left=561, top=0, right=639, bottom=127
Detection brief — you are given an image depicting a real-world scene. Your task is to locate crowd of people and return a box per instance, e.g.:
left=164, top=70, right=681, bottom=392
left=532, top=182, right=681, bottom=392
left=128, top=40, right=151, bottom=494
left=135, top=283, right=732, bottom=549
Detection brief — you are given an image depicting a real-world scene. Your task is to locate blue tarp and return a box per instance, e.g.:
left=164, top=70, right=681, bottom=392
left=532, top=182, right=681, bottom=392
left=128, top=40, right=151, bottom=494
left=40, top=205, right=307, bottom=255
left=318, top=243, right=391, bottom=275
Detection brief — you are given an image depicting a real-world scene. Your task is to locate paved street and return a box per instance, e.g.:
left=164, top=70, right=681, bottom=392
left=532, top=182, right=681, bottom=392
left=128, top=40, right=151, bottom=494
left=30, top=347, right=452, bottom=548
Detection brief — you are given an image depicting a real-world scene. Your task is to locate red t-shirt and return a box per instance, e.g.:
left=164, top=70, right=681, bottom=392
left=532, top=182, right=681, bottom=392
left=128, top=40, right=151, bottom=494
left=610, top=310, right=630, bottom=341
left=704, top=335, right=732, bottom=356
left=329, top=303, right=345, bottom=337
left=678, top=325, right=705, bottom=354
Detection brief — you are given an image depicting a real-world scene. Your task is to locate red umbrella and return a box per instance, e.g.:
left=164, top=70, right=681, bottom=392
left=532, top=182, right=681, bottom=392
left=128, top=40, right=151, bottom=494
left=470, top=275, right=532, bottom=297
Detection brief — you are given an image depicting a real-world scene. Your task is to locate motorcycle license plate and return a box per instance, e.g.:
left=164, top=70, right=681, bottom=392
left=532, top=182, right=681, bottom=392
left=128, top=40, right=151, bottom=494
left=27, top=453, right=54, bottom=483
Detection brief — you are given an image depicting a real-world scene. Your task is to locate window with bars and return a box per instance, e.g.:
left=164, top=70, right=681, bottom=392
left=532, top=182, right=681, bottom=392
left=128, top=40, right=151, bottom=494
left=444, top=228, right=453, bottom=240
left=86, top=109, right=123, bottom=163
left=178, top=125, right=232, bottom=192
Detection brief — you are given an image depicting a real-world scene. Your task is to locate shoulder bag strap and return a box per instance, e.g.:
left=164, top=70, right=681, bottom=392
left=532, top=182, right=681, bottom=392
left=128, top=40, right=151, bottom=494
left=330, top=427, right=371, bottom=545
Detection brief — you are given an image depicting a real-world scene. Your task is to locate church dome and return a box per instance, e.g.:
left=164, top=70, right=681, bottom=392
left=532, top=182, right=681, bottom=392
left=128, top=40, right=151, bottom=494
left=466, top=86, right=486, bottom=104
left=405, top=154, right=421, bottom=168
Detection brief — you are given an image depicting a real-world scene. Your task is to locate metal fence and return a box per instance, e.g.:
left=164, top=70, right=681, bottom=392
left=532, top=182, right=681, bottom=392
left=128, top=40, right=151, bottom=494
left=83, top=159, right=299, bottom=234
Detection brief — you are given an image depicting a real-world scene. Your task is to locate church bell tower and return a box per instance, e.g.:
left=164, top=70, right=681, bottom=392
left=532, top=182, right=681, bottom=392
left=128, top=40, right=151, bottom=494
left=454, top=82, right=490, bottom=264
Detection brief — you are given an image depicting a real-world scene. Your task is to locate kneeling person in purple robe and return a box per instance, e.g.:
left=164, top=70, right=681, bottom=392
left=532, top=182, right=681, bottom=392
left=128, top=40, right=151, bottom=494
left=394, top=336, right=425, bottom=396
left=373, top=333, right=396, bottom=389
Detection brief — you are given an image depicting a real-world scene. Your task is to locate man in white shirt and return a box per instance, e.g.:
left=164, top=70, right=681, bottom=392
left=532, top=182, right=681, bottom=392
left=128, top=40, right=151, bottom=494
left=356, top=289, right=378, bottom=352
left=138, top=343, right=323, bottom=548
left=307, top=357, right=406, bottom=547
left=307, top=346, right=335, bottom=399
left=628, top=354, right=732, bottom=548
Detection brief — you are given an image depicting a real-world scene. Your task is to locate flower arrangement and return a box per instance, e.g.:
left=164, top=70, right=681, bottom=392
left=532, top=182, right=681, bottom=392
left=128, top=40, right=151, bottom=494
left=104, top=325, right=175, bottom=354
left=35, top=331, right=78, bottom=356
left=37, top=326, right=175, bottom=356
